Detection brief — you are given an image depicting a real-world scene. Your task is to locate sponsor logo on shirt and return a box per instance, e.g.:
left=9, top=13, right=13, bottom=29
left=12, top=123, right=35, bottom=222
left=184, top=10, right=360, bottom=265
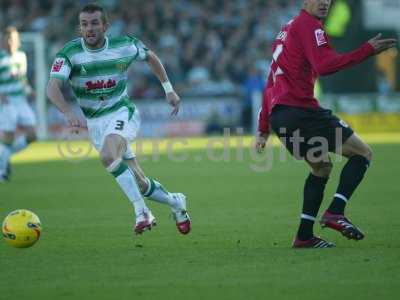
left=52, top=58, right=64, bottom=72
left=314, top=29, right=327, bottom=46
left=85, top=79, right=116, bottom=91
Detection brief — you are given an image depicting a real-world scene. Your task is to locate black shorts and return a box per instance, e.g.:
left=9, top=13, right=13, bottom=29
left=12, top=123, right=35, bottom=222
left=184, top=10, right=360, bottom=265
left=270, top=104, right=354, bottom=159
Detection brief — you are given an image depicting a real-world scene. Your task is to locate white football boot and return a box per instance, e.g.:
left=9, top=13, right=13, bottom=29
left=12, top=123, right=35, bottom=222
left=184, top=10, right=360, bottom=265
left=134, top=210, right=157, bottom=235
left=171, top=193, right=191, bottom=235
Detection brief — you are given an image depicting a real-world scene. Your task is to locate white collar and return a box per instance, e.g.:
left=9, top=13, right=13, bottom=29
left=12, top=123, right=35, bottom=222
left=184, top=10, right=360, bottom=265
left=81, top=36, right=108, bottom=53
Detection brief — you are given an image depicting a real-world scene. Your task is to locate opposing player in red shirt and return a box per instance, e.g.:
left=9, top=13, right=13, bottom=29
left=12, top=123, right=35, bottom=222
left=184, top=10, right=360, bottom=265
left=256, top=0, right=397, bottom=248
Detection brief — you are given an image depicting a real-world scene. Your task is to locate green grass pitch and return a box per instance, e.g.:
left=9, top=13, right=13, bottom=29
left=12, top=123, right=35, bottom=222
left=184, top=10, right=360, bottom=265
left=1, top=143, right=399, bottom=299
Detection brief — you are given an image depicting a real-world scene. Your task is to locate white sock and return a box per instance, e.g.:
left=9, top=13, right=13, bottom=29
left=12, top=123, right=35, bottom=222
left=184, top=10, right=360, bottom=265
left=107, top=159, right=149, bottom=217
left=0, top=143, right=12, bottom=176
left=11, top=135, right=28, bottom=154
left=143, top=178, right=178, bottom=208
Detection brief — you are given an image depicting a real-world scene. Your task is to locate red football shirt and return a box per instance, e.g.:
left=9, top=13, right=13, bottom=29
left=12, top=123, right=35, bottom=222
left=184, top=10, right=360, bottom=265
left=258, top=9, right=375, bottom=134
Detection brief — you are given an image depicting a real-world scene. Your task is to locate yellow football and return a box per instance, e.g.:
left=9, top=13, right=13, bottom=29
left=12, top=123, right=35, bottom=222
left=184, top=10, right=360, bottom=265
left=2, top=209, right=42, bottom=248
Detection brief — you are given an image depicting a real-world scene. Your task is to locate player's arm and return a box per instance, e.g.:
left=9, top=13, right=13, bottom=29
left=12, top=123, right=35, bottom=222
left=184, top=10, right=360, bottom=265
left=20, top=52, right=33, bottom=96
left=302, top=25, right=397, bottom=76
left=255, top=91, right=271, bottom=153
left=46, top=78, right=71, bottom=115
left=146, top=50, right=180, bottom=116
left=255, top=74, right=273, bottom=153
left=47, top=55, right=84, bottom=130
left=46, top=78, right=84, bottom=131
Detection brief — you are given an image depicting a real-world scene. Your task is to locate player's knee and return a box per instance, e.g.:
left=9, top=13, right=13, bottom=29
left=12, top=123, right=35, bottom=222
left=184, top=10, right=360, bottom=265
left=352, top=144, right=373, bottom=162
left=363, top=145, right=373, bottom=162
left=100, top=150, right=118, bottom=167
left=100, top=137, right=126, bottom=167
left=312, top=162, right=333, bottom=178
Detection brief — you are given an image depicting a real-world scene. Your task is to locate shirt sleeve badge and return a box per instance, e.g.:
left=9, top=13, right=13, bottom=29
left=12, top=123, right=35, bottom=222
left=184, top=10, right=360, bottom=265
left=52, top=58, right=65, bottom=72
left=314, top=29, right=328, bottom=46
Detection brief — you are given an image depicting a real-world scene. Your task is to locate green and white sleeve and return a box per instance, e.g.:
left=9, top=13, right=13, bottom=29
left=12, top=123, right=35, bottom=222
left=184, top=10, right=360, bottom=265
left=128, top=36, right=149, bottom=61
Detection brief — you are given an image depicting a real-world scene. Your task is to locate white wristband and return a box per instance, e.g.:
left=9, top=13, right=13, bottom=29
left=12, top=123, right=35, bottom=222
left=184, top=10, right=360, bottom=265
left=162, top=81, right=174, bottom=94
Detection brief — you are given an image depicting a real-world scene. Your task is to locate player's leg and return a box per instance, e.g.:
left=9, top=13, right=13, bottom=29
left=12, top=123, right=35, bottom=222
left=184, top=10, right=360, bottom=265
left=100, top=133, right=154, bottom=234
left=16, top=104, right=37, bottom=151
left=125, top=157, right=174, bottom=204
left=11, top=101, right=37, bottom=153
left=292, top=154, right=335, bottom=248
left=0, top=131, right=14, bottom=182
left=12, top=126, right=37, bottom=153
left=0, top=102, right=17, bottom=182
left=321, top=133, right=371, bottom=240
left=328, top=133, right=371, bottom=214
left=270, top=105, right=335, bottom=248
left=5, top=101, right=38, bottom=179
left=297, top=154, right=332, bottom=239
left=125, top=157, right=191, bottom=234
left=5, top=125, right=37, bottom=180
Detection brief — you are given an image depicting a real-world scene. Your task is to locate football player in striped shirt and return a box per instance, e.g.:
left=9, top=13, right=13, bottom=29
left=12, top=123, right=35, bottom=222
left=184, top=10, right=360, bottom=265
left=0, top=26, right=37, bottom=182
left=47, top=3, right=191, bottom=235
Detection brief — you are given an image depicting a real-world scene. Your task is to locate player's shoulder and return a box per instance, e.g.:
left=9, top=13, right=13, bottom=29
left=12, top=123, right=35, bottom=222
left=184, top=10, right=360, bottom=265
left=57, top=38, right=83, bottom=58
left=108, top=34, right=141, bottom=48
left=275, top=18, right=295, bottom=39
left=283, top=18, right=295, bottom=30
left=293, top=10, right=329, bottom=47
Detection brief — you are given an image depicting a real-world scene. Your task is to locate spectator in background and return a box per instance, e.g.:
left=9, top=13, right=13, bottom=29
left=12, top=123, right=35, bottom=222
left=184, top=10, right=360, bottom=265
left=242, top=63, right=266, bottom=132
left=376, top=70, right=392, bottom=96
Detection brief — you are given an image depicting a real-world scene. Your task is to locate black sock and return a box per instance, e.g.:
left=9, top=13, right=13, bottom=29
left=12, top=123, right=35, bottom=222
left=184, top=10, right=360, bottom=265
left=328, top=155, right=370, bottom=215
left=297, top=173, right=329, bottom=241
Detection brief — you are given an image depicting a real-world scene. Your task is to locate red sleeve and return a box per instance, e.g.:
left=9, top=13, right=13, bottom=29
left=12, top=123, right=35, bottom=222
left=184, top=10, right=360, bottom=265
left=300, top=23, right=375, bottom=76
left=257, top=74, right=273, bottom=134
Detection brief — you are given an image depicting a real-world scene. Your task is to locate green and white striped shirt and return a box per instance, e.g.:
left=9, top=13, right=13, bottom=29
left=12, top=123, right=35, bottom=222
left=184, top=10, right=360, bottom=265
left=49, top=35, right=148, bottom=119
left=0, top=49, right=27, bottom=102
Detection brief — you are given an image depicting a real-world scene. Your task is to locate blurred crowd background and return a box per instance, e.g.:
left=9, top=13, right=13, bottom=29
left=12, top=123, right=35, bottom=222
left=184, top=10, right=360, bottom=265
left=0, top=0, right=302, bottom=99
left=1, top=0, right=399, bottom=136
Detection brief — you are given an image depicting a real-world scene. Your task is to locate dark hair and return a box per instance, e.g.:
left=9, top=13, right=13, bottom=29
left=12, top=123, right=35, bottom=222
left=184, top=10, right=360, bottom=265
left=80, top=3, right=108, bottom=24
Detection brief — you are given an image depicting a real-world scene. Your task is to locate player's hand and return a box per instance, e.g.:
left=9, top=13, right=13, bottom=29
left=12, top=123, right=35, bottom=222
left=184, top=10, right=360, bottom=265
left=255, top=131, right=270, bottom=153
left=65, top=111, right=85, bottom=134
left=166, top=91, right=180, bottom=116
left=368, top=33, right=397, bottom=55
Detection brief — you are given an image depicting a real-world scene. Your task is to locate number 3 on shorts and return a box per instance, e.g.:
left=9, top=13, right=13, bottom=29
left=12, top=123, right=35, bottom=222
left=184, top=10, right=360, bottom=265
left=115, top=120, right=124, bottom=130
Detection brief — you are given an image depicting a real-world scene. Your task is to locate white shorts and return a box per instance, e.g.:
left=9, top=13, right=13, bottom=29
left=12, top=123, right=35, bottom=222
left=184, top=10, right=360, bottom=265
left=0, top=99, right=37, bottom=132
left=86, top=106, right=140, bottom=159
left=0, top=101, right=18, bottom=132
